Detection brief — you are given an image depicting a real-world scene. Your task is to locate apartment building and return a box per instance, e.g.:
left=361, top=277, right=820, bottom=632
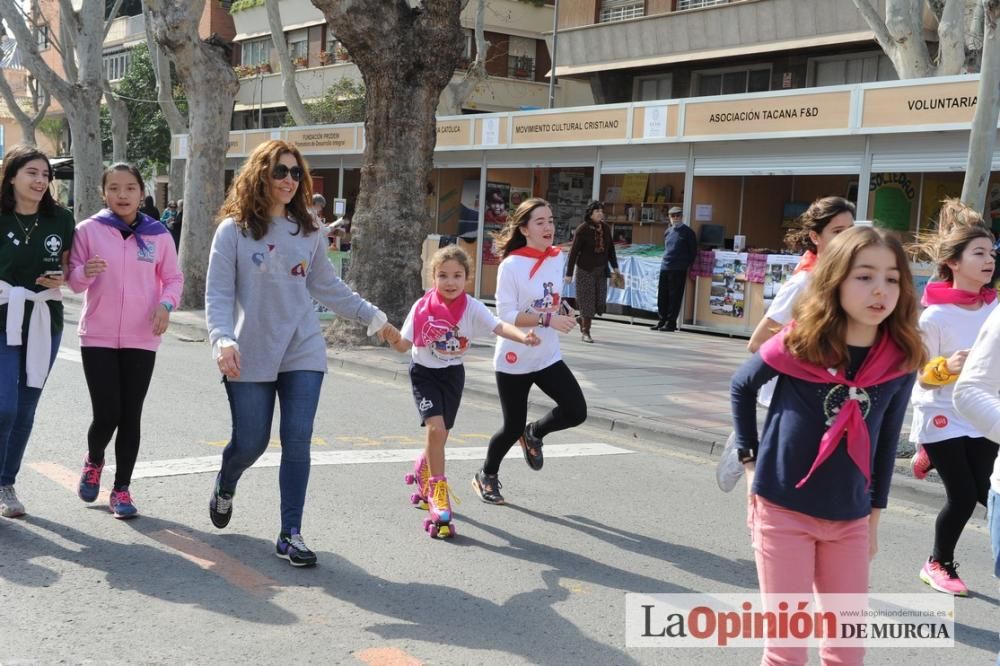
left=555, top=0, right=907, bottom=103
left=229, top=0, right=593, bottom=129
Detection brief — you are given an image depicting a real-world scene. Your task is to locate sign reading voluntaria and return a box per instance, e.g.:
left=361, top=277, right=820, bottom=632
left=862, top=79, right=979, bottom=128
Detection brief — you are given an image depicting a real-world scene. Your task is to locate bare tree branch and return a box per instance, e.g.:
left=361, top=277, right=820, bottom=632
left=852, top=0, right=899, bottom=59
left=141, top=0, right=187, bottom=134
left=936, top=0, right=967, bottom=73
left=441, top=0, right=488, bottom=115
left=103, top=0, right=125, bottom=40
left=265, top=0, right=312, bottom=125
left=56, top=0, right=80, bottom=82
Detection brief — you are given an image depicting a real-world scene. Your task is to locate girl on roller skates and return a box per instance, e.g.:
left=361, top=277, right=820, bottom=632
left=472, top=198, right=587, bottom=506
left=907, top=201, right=998, bottom=596
left=730, top=226, right=924, bottom=665
left=390, top=245, right=539, bottom=538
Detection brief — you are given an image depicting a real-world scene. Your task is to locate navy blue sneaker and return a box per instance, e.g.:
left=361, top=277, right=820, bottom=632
left=78, top=455, right=104, bottom=503
left=275, top=528, right=317, bottom=567
left=109, top=487, right=138, bottom=519
left=209, top=477, right=234, bottom=529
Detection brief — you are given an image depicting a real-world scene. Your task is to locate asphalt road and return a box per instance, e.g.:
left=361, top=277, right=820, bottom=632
left=1, top=303, right=996, bottom=665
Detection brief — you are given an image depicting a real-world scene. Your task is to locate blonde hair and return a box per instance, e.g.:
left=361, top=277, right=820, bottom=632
left=786, top=226, right=925, bottom=372
left=218, top=139, right=315, bottom=240
left=430, top=245, right=471, bottom=277
left=491, top=197, right=550, bottom=258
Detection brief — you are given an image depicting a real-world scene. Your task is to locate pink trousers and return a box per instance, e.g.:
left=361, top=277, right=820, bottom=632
left=748, top=494, right=870, bottom=666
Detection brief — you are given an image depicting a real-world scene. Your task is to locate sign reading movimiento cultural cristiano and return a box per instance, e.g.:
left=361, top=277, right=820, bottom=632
left=511, top=108, right=629, bottom=145
left=683, top=91, right=852, bottom=136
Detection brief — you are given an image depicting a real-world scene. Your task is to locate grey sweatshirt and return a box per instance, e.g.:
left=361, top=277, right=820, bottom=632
left=206, top=216, right=381, bottom=382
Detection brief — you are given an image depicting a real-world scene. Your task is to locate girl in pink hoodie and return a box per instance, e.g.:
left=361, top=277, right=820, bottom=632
left=67, top=163, right=183, bottom=518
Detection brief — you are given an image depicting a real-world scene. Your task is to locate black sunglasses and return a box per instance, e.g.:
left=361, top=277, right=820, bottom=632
left=271, top=165, right=304, bottom=181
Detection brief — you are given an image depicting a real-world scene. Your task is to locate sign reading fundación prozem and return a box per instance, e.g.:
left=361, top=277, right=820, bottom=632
left=286, top=128, right=357, bottom=152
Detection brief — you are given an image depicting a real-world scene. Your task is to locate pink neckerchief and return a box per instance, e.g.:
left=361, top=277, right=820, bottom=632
left=510, top=245, right=561, bottom=279
left=921, top=280, right=997, bottom=307
left=793, top=250, right=817, bottom=275
left=759, top=325, right=911, bottom=489
left=411, top=288, right=468, bottom=348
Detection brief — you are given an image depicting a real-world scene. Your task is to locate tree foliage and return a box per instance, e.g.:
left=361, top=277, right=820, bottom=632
left=284, top=76, right=364, bottom=126
left=99, top=43, right=187, bottom=179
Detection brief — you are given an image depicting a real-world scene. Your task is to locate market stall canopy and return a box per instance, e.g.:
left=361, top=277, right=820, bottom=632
left=50, top=157, right=73, bottom=180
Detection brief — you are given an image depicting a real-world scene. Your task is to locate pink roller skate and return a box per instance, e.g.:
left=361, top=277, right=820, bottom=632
left=423, top=476, right=456, bottom=539
left=404, top=454, right=430, bottom=509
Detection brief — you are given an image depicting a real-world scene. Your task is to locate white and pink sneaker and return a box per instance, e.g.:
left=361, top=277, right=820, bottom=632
left=920, top=558, right=968, bottom=596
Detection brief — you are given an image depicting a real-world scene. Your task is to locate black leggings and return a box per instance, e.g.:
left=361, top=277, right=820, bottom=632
left=81, top=347, right=157, bottom=489
left=922, top=436, right=999, bottom=562
left=483, top=360, right=587, bottom=475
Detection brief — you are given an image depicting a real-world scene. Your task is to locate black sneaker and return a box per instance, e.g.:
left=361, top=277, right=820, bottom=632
left=472, top=469, right=505, bottom=505
left=275, top=528, right=317, bottom=567
left=519, top=422, right=544, bottom=471
left=209, top=479, right=234, bottom=529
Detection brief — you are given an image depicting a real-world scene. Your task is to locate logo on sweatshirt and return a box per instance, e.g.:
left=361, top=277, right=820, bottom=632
left=137, top=241, right=155, bottom=263
left=44, top=234, right=62, bottom=255
left=822, top=385, right=871, bottom=426
left=933, top=415, right=949, bottom=429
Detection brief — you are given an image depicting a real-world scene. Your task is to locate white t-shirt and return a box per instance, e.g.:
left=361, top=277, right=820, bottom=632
left=493, top=252, right=565, bottom=374
left=952, top=305, right=1000, bottom=493
left=910, top=301, right=997, bottom=444
left=766, top=271, right=810, bottom=325
left=401, top=295, right=501, bottom=369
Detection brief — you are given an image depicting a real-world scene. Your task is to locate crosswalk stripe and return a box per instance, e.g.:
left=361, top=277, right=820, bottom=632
left=115, top=443, right=635, bottom=480
left=57, top=348, right=82, bottom=363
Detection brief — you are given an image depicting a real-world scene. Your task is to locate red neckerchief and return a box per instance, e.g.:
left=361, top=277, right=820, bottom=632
left=793, top=250, right=818, bottom=275
left=921, top=281, right=997, bottom=307
left=411, top=288, right=468, bottom=348
left=759, top=325, right=911, bottom=489
left=510, top=245, right=561, bottom=279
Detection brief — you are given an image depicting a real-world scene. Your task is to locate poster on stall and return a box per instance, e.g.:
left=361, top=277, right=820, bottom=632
left=710, top=251, right=747, bottom=319
left=762, top=254, right=801, bottom=310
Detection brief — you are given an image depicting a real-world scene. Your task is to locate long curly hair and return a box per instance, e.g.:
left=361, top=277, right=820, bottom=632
left=491, top=197, right=551, bottom=259
left=218, top=139, right=315, bottom=240
left=783, top=196, right=856, bottom=254
left=786, top=226, right=925, bottom=372
left=909, top=198, right=994, bottom=282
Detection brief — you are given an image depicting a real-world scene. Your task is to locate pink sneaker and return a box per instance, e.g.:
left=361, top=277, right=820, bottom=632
left=109, top=487, right=138, bottom=519
left=911, top=447, right=934, bottom=480
left=920, top=558, right=968, bottom=596
left=404, top=454, right=430, bottom=508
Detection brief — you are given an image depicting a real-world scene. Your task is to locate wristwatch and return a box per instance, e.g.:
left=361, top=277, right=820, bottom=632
left=737, top=447, right=756, bottom=464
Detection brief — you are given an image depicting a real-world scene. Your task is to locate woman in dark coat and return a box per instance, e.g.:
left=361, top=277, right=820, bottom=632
left=565, top=201, right=618, bottom=343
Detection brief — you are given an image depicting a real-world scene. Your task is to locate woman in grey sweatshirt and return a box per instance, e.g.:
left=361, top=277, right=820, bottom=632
left=205, top=139, right=399, bottom=567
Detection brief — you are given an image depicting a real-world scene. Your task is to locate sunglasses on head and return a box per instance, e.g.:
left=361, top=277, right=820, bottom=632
left=271, top=164, right=304, bottom=181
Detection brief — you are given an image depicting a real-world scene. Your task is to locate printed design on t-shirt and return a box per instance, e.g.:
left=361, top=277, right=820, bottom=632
left=822, top=384, right=871, bottom=426
left=290, top=259, right=308, bottom=278
left=505, top=351, right=518, bottom=365
left=137, top=240, right=155, bottom=263
left=418, top=397, right=433, bottom=412
left=530, top=281, right=561, bottom=314
left=933, top=414, right=949, bottom=429
left=421, top=317, right=470, bottom=361
left=251, top=243, right=276, bottom=273
left=44, top=234, right=62, bottom=256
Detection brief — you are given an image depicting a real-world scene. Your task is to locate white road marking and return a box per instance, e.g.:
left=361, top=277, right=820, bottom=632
left=114, top=443, right=635, bottom=480
left=57, top=348, right=82, bottom=363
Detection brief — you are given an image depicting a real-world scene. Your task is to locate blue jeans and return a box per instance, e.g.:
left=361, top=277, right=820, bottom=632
left=219, top=371, right=323, bottom=532
left=0, top=331, right=60, bottom=486
left=990, top=490, right=1000, bottom=666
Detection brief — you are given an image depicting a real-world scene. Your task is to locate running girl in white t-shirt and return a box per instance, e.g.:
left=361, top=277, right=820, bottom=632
left=390, top=245, right=539, bottom=538
left=908, top=201, right=999, bottom=596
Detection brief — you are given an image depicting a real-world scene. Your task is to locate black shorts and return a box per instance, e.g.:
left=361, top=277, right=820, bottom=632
left=409, top=363, right=465, bottom=430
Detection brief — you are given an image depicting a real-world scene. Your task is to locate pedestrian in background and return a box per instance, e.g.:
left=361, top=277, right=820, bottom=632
left=0, top=145, right=74, bottom=519
left=472, top=197, right=586, bottom=506
left=170, top=198, right=183, bottom=250
left=140, top=195, right=160, bottom=222
left=565, top=200, right=619, bottom=344
left=68, top=162, right=183, bottom=519
left=205, top=139, right=399, bottom=567
left=651, top=206, right=697, bottom=332
left=160, top=200, right=178, bottom=229
left=730, top=226, right=923, bottom=665
left=907, top=201, right=998, bottom=596
left=390, top=245, right=539, bottom=537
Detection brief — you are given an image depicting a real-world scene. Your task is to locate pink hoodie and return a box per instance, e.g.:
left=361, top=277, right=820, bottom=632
left=68, top=218, right=183, bottom=350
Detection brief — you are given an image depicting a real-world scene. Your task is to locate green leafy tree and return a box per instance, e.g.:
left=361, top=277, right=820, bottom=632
left=100, top=43, right=187, bottom=180
left=283, top=76, right=365, bottom=126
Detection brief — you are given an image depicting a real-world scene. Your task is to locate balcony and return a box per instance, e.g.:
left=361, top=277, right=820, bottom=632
left=103, top=14, right=145, bottom=48
left=554, top=0, right=885, bottom=78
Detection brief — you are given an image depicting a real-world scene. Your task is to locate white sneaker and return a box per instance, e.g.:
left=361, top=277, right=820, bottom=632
left=716, top=433, right=744, bottom=493
left=0, top=485, right=25, bottom=517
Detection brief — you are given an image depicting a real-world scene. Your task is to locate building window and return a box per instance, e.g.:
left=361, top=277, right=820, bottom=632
left=506, top=35, right=536, bottom=80
left=103, top=51, right=131, bottom=82
left=34, top=25, right=48, bottom=50
left=693, top=65, right=770, bottom=97
left=634, top=74, right=672, bottom=101
left=287, top=30, right=308, bottom=61
left=599, top=0, right=644, bottom=23
left=241, top=37, right=270, bottom=66
left=462, top=28, right=473, bottom=61
left=677, top=0, right=728, bottom=10
left=808, top=52, right=897, bottom=87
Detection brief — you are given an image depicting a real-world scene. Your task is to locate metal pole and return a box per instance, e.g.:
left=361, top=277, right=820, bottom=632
left=258, top=71, right=264, bottom=128
left=547, top=0, right=559, bottom=109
